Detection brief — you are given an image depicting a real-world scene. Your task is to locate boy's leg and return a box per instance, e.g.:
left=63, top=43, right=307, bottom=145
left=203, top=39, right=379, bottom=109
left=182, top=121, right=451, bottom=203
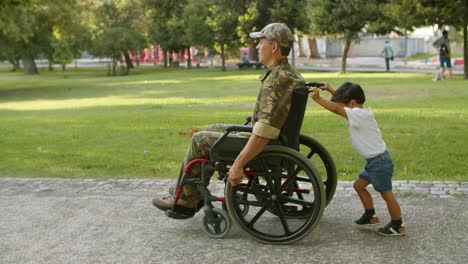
left=353, top=178, right=379, bottom=225
left=353, top=178, right=374, bottom=210
left=380, top=191, right=401, bottom=221
left=378, top=191, right=405, bottom=236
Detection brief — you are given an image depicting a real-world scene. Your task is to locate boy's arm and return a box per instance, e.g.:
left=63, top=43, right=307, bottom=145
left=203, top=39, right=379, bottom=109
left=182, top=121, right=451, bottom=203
left=320, top=82, right=336, bottom=95
left=310, top=88, right=347, bottom=118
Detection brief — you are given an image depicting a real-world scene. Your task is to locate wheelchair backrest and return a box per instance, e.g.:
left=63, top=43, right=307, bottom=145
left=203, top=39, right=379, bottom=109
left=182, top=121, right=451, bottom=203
left=279, top=87, right=309, bottom=151
left=210, top=86, right=309, bottom=163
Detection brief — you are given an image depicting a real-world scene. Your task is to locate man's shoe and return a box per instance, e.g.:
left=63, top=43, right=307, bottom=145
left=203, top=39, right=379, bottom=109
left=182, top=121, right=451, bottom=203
left=168, top=185, right=176, bottom=196
left=152, top=195, right=202, bottom=217
left=355, top=214, right=380, bottom=226
left=378, top=222, right=406, bottom=236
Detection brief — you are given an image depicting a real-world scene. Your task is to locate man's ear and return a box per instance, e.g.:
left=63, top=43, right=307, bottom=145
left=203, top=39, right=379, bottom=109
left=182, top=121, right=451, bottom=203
left=272, top=42, right=279, bottom=53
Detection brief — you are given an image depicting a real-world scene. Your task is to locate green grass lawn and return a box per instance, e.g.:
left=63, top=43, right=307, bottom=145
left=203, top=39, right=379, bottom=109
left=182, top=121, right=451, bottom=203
left=0, top=66, right=466, bottom=181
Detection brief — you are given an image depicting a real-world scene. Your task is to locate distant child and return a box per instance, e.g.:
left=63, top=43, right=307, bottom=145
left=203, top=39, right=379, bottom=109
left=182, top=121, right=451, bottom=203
left=310, top=82, right=406, bottom=236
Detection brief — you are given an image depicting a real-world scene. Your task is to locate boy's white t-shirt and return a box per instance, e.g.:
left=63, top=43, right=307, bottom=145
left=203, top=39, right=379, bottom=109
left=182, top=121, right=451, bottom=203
left=344, top=107, right=386, bottom=159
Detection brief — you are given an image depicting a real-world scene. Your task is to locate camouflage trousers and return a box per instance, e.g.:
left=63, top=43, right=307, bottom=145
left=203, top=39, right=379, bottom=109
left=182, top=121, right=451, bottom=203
left=178, top=124, right=249, bottom=200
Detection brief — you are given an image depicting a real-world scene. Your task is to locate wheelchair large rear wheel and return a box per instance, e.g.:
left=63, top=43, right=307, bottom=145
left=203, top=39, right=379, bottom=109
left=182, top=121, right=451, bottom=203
left=299, top=135, right=337, bottom=206
left=225, top=146, right=326, bottom=244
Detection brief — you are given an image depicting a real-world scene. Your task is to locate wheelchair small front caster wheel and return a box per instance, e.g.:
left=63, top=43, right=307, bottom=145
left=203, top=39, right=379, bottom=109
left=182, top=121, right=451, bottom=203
left=201, top=207, right=231, bottom=239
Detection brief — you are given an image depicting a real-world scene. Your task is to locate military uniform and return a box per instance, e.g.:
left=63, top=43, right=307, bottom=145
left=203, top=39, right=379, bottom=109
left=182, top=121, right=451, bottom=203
left=153, top=22, right=305, bottom=211
left=180, top=59, right=305, bottom=199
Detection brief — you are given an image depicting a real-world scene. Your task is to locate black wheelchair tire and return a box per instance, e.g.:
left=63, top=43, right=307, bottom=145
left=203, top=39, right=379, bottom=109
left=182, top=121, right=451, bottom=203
left=225, top=146, right=326, bottom=244
left=299, top=134, right=337, bottom=206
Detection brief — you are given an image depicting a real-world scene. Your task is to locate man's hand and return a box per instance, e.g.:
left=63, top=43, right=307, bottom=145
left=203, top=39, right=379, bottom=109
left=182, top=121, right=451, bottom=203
left=228, top=164, right=244, bottom=186
left=228, top=134, right=269, bottom=186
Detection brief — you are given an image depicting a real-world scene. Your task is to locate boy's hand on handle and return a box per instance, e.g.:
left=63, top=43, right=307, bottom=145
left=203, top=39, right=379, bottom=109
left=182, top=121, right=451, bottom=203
left=309, top=87, right=321, bottom=101
left=317, top=82, right=332, bottom=93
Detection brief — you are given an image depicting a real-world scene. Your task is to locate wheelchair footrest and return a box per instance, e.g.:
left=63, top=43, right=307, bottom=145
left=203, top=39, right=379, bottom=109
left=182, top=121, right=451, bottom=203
left=165, top=209, right=194, bottom=220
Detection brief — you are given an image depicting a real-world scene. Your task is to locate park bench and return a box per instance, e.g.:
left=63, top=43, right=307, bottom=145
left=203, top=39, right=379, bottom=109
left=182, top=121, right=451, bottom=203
left=237, top=62, right=263, bottom=69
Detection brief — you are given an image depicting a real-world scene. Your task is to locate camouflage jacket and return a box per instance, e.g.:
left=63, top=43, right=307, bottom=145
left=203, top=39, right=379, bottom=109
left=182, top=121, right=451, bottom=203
left=252, top=58, right=305, bottom=139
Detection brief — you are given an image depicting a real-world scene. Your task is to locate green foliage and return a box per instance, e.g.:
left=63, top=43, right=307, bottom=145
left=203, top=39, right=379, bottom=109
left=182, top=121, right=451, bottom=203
left=270, top=0, right=309, bottom=33
left=309, top=0, right=381, bottom=73
left=309, top=0, right=379, bottom=41
left=90, top=0, right=146, bottom=74
left=368, top=0, right=427, bottom=36
left=183, top=0, right=214, bottom=48
left=51, top=38, right=73, bottom=73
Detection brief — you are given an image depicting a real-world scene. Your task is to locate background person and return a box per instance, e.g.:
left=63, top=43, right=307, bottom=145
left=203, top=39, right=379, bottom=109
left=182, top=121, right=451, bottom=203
left=380, top=40, right=394, bottom=72
left=433, top=30, right=452, bottom=80
left=242, top=52, right=250, bottom=64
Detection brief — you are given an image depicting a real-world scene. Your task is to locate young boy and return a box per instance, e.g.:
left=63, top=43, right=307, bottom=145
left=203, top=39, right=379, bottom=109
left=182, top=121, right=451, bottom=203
left=310, top=82, right=406, bottom=236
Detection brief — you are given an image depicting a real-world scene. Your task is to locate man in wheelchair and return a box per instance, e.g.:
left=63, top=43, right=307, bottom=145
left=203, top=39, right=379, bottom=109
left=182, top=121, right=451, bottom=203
left=152, top=23, right=306, bottom=217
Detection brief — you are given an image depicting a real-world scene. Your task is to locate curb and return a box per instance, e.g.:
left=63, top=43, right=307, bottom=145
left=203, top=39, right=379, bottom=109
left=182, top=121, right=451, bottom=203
left=0, top=178, right=466, bottom=198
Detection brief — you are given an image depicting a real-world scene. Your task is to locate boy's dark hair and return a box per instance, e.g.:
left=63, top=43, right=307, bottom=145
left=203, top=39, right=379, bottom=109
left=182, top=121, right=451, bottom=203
left=442, top=30, right=448, bottom=37
left=331, top=82, right=366, bottom=104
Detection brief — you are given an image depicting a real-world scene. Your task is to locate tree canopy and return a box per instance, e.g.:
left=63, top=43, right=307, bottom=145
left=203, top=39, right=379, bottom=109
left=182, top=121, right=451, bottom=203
left=1, top=0, right=467, bottom=78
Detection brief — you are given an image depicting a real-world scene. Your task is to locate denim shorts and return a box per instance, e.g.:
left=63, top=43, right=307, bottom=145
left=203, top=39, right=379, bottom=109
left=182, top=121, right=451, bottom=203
left=359, top=151, right=394, bottom=193
left=439, top=57, right=452, bottom=68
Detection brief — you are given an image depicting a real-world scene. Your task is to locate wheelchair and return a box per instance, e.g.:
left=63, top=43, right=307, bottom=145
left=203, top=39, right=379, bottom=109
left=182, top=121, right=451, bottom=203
left=165, top=82, right=337, bottom=244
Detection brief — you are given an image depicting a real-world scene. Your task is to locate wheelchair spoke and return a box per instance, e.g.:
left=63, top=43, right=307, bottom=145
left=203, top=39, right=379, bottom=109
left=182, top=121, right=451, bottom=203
left=293, top=180, right=304, bottom=200
left=249, top=200, right=271, bottom=227
left=260, top=158, right=276, bottom=194
left=274, top=201, right=291, bottom=235
left=305, top=149, right=318, bottom=159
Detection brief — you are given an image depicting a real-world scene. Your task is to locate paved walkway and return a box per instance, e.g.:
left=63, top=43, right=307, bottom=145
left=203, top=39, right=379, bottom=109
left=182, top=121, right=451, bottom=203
left=4, top=56, right=464, bottom=75
left=291, top=56, right=465, bottom=75
left=1, top=178, right=467, bottom=264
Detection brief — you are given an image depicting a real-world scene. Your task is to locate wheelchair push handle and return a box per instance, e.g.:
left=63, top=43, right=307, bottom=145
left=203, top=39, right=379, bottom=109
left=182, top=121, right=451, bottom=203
left=294, top=82, right=325, bottom=94
left=244, top=115, right=252, bottom=125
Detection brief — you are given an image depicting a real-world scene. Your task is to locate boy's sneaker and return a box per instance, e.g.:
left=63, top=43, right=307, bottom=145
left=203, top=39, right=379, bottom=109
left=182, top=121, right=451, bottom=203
left=355, top=214, right=380, bottom=226
left=378, top=222, right=406, bottom=236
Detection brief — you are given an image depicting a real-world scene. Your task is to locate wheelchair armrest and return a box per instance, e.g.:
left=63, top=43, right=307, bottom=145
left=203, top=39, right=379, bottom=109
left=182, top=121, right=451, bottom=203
left=210, top=125, right=253, bottom=162
left=224, top=125, right=253, bottom=134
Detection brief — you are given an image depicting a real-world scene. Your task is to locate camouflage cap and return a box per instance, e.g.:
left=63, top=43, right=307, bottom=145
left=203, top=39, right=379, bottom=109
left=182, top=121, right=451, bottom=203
left=249, top=23, right=294, bottom=48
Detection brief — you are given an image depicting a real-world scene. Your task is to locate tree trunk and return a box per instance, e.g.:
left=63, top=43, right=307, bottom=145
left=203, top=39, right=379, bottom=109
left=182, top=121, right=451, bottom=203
left=123, top=50, right=134, bottom=69
left=308, top=37, right=319, bottom=58
left=297, top=34, right=306, bottom=57
left=221, top=44, right=226, bottom=71
left=464, top=25, right=467, bottom=79
left=112, top=57, right=117, bottom=76
left=47, top=56, right=54, bottom=71
left=163, top=49, right=168, bottom=68
left=169, top=51, right=174, bottom=67
left=135, top=49, right=140, bottom=67
left=22, top=55, right=38, bottom=74
left=404, top=29, right=408, bottom=65
left=8, top=58, right=20, bottom=71
left=186, top=46, right=192, bottom=69
left=341, top=38, right=352, bottom=74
